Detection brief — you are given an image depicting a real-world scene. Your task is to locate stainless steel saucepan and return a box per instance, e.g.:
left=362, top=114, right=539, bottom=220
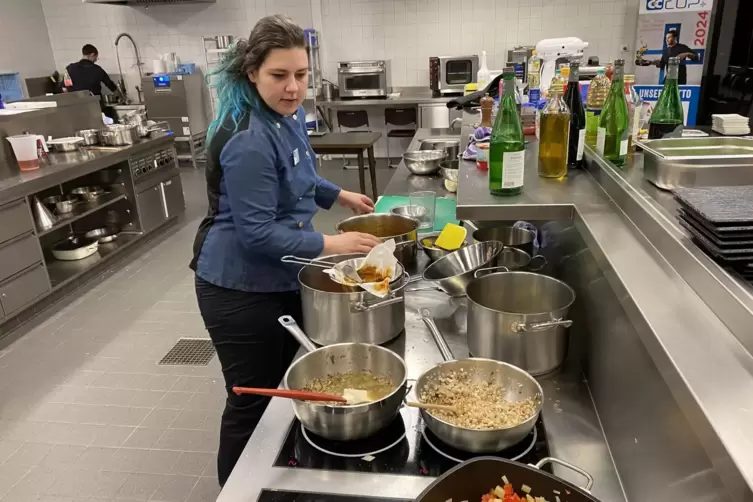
left=415, top=309, right=542, bottom=453
left=279, top=315, right=407, bottom=441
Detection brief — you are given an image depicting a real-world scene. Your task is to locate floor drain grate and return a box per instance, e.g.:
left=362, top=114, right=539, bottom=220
left=159, top=338, right=215, bottom=366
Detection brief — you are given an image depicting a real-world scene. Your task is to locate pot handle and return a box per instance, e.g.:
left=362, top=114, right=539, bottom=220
left=531, top=457, right=594, bottom=492
left=473, top=265, right=509, bottom=278
left=405, top=286, right=444, bottom=293
left=419, top=308, right=455, bottom=362
left=512, top=319, right=573, bottom=333
left=281, top=255, right=337, bottom=268
left=530, top=254, right=548, bottom=271
left=351, top=295, right=404, bottom=313
left=278, top=315, right=318, bottom=353
left=407, top=274, right=423, bottom=284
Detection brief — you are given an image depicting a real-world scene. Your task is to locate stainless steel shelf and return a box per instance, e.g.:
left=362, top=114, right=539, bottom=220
left=37, top=192, right=126, bottom=237
left=46, top=233, right=140, bottom=289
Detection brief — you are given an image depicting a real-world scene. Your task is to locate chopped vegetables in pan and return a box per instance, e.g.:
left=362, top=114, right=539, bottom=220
left=479, top=483, right=550, bottom=502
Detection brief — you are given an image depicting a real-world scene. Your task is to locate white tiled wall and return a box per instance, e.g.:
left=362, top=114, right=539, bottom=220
left=40, top=0, right=312, bottom=101
left=0, top=0, right=56, bottom=94
left=320, top=0, right=639, bottom=86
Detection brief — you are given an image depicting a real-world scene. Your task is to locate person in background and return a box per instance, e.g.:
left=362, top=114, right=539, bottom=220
left=189, top=14, right=379, bottom=487
left=656, top=30, right=699, bottom=85
left=66, top=44, right=121, bottom=120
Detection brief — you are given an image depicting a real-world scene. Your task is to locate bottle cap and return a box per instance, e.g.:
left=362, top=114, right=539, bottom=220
left=625, top=74, right=635, bottom=83
left=668, top=56, right=680, bottom=64
left=503, top=67, right=515, bottom=78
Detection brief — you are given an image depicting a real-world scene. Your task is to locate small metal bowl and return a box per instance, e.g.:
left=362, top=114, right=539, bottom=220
left=75, top=129, right=100, bottom=146
left=418, top=232, right=469, bottom=262
left=47, top=137, right=85, bottom=153
left=402, top=150, right=447, bottom=175
left=439, top=159, right=459, bottom=183
left=55, top=196, right=77, bottom=214
left=390, top=204, right=428, bottom=222
left=70, top=186, right=106, bottom=202
left=84, top=227, right=120, bottom=244
left=42, top=195, right=62, bottom=209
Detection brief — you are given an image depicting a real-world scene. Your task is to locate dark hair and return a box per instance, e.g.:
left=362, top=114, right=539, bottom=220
left=667, top=30, right=678, bottom=39
left=82, top=44, right=98, bottom=56
left=208, top=14, right=308, bottom=139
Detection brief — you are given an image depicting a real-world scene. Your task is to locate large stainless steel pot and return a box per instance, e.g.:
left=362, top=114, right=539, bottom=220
left=98, top=125, right=138, bottom=146
left=473, top=226, right=536, bottom=256
left=279, top=316, right=407, bottom=441
left=298, top=253, right=407, bottom=346
left=419, top=241, right=504, bottom=297
left=466, top=271, right=575, bottom=375
left=335, top=214, right=419, bottom=266
left=415, top=310, right=542, bottom=453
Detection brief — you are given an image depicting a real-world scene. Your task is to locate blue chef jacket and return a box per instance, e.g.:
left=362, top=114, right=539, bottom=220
left=191, top=105, right=341, bottom=293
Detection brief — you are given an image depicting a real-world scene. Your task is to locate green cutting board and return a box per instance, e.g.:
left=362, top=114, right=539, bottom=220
left=374, top=196, right=458, bottom=233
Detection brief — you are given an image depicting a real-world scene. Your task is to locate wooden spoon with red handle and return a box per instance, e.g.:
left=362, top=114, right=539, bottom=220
left=232, top=387, right=347, bottom=403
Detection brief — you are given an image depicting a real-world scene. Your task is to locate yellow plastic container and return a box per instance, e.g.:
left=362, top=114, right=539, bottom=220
left=464, top=83, right=478, bottom=96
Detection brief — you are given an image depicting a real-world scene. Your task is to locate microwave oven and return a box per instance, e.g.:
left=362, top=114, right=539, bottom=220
left=337, top=60, right=390, bottom=98
left=429, top=55, right=479, bottom=95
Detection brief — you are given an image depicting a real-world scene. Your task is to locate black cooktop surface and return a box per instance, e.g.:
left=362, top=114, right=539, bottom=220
left=273, top=406, right=550, bottom=478
left=258, top=491, right=410, bottom=502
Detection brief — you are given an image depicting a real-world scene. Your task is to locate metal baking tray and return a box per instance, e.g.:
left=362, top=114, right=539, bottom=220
left=638, top=137, right=753, bottom=190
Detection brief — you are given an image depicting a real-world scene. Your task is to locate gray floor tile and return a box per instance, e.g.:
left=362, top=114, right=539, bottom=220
left=91, top=425, right=137, bottom=448
left=5, top=442, right=53, bottom=467
left=116, top=472, right=164, bottom=501
left=149, top=474, right=198, bottom=502
left=76, top=446, right=118, bottom=470
left=169, top=410, right=211, bottom=431
left=139, top=450, right=182, bottom=475
left=186, top=477, right=221, bottom=502
left=38, top=444, right=86, bottom=467
left=157, top=392, right=195, bottom=410
left=3, top=465, right=64, bottom=497
left=0, top=463, right=32, bottom=498
left=141, top=409, right=181, bottom=429
left=146, top=375, right=181, bottom=392
left=104, top=448, right=151, bottom=473
left=170, top=452, right=213, bottom=477
left=155, top=430, right=217, bottom=453
left=0, top=440, right=23, bottom=464
left=123, top=428, right=166, bottom=449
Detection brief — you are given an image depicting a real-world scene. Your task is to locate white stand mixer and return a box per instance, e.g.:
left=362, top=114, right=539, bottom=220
left=535, top=37, right=589, bottom=94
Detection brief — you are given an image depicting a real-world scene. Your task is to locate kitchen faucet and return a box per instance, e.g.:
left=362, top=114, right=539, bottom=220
left=450, top=117, right=463, bottom=131
left=114, top=33, right=144, bottom=104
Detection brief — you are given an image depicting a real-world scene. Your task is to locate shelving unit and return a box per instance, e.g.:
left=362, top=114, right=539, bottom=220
left=202, top=37, right=231, bottom=119
left=46, top=233, right=140, bottom=289
left=37, top=193, right=126, bottom=236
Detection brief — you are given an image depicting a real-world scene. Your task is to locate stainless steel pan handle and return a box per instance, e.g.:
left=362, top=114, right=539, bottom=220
left=278, top=315, right=318, bottom=353
left=419, top=308, right=455, bottom=361
left=530, top=254, right=547, bottom=271
left=281, top=255, right=337, bottom=268
left=531, top=457, right=594, bottom=492
left=351, top=295, right=404, bottom=313
left=473, top=265, right=509, bottom=278
left=512, top=319, right=573, bottom=333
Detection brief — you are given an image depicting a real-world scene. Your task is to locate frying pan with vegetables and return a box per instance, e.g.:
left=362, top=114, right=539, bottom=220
left=414, top=456, right=598, bottom=502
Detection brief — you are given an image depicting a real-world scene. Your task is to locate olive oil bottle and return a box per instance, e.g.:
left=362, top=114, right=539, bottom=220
left=538, top=78, right=570, bottom=178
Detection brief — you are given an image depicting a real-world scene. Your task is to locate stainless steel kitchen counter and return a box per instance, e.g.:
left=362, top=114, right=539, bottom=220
left=0, top=134, right=174, bottom=205
left=218, top=129, right=626, bottom=502
left=455, top=120, right=753, bottom=500
left=319, top=86, right=453, bottom=108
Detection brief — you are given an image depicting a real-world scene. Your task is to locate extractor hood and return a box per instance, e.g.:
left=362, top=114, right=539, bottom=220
left=84, top=0, right=215, bottom=5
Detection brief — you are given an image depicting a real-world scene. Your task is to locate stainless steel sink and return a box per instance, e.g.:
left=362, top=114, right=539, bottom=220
left=419, top=138, right=460, bottom=160
left=638, top=137, right=753, bottom=190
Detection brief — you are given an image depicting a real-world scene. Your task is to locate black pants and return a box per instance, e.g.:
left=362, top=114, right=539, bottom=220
left=195, top=277, right=301, bottom=486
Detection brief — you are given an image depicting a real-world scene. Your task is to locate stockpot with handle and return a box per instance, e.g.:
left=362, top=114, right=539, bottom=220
left=466, top=271, right=575, bottom=375
left=295, top=253, right=408, bottom=346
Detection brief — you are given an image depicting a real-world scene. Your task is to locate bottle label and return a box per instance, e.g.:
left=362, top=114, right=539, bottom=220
left=619, top=139, right=628, bottom=156
left=577, top=129, right=586, bottom=160
left=596, top=127, right=606, bottom=154
left=632, top=106, right=642, bottom=138
left=502, top=150, right=525, bottom=189
left=529, top=88, right=540, bottom=104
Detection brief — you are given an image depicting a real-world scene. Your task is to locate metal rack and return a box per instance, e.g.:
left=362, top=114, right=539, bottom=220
left=202, top=37, right=231, bottom=119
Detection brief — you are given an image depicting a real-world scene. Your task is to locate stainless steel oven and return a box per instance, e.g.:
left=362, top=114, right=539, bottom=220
left=429, top=55, right=479, bottom=95
left=337, top=60, right=390, bottom=98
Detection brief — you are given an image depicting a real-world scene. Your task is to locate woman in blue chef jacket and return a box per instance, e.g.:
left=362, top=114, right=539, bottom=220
left=189, top=14, right=381, bottom=486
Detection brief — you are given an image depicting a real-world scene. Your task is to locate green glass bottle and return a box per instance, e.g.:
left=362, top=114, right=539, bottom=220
left=489, top=68, right=525, bottom=195
left=648, top=57, right=684, bottom=139
left=596, top=59, right=629, bottom=167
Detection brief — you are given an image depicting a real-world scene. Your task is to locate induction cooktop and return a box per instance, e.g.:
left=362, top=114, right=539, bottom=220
left=273, top=406, right=550, bottom=478
left=258, top=490, right=410, bottom=502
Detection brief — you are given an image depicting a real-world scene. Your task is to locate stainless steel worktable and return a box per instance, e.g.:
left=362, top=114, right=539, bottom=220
left=218, top=129, right=625, bottom=502
left=319, top=86, right=452, bottom=108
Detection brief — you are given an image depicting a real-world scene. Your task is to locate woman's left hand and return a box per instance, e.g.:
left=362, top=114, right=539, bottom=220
left=337, top=190, right=374, bottom=214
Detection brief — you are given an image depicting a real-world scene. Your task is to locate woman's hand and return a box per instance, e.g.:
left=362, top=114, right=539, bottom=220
left=323, top=233, right=381, bottom=255
left=337, top=190, right=374, bottom=214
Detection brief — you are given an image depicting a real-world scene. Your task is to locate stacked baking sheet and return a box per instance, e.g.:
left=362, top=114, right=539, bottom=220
left=674, top=186, right=753, bottom=280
